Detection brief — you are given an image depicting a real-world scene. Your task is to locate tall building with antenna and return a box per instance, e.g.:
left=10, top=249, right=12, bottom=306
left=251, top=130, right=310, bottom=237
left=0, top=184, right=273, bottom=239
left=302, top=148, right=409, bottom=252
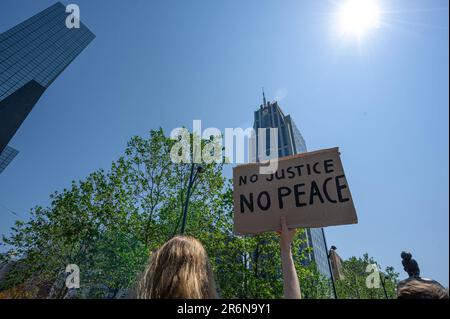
left=253, top=91, right=331, bottom=279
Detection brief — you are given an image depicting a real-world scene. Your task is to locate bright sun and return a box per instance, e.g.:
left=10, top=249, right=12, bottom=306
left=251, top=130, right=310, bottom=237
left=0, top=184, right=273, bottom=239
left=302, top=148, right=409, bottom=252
left=338, top=0, right=381, bottom=38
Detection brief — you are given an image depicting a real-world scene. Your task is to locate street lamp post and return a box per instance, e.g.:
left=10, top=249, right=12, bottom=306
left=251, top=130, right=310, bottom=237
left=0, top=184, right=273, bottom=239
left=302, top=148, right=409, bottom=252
left=380, top=272, right=390, bottom=299
left=179, top=163, right=204, bottom=235
left=322, top=228, right=338, bottom=299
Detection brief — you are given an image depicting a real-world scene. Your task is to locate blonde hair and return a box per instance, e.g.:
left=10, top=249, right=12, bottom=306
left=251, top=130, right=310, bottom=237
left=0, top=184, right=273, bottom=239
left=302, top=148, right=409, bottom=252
left=135, top=236, right=218, bottom=299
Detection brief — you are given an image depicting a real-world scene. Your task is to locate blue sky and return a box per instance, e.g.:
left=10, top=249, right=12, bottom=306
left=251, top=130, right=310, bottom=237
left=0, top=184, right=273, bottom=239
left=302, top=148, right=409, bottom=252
left=0, top=0, right=448, bottom=286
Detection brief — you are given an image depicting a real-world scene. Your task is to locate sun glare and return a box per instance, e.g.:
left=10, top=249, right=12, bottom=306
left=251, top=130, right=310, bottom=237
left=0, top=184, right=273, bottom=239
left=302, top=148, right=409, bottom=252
left=338, top=0, right=381, bottom=39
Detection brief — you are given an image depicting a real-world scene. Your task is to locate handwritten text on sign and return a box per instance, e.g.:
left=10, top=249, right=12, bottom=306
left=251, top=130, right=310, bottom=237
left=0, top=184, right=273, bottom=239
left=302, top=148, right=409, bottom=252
left=233, top=148, right=358, bottom=235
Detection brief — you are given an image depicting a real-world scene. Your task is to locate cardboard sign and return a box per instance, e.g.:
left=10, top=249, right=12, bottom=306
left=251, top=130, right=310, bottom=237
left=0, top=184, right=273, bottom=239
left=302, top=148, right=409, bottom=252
left=233, top=147, right=357, bottom=235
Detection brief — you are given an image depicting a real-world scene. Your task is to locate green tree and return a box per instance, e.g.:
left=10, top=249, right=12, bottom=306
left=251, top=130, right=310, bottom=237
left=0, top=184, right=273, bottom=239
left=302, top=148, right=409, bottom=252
left=1, top=129, right=227, bottom=298
left=196, top=183, right=332, bottom=299
left=1, top=128, right=331, bottom=299
left=335, top=253, right=399, bottom=299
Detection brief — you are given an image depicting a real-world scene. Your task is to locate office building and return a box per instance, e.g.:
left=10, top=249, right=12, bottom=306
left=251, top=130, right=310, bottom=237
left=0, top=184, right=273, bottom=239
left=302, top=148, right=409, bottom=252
left=253, top=93, right=332, bottom=278
left=0, top=2, right=95, bottom=173
left=0, top=146, right=19, bottom=174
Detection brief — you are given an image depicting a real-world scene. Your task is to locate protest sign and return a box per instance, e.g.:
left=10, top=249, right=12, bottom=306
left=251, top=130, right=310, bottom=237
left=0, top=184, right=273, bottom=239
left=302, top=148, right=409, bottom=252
left=233, top=147, right=357, bottom=235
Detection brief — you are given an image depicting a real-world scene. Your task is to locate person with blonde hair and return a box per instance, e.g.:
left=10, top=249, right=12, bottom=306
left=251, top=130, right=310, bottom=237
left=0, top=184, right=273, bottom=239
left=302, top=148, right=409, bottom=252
left=135, top=217, right=301, bottom=299
left=135, top=236, right=218, bottom=299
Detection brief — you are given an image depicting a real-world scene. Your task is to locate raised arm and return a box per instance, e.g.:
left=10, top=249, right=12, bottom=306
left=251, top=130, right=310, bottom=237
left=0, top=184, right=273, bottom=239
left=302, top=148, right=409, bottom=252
left=278, top=216, right=302, bottom=299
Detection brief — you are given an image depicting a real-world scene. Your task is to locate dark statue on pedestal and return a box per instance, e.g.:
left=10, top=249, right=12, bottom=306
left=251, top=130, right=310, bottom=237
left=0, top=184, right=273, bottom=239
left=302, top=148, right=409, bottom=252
left=401, top=251, right=420, bottom=278
left=396, top=251, right=448, bottom=299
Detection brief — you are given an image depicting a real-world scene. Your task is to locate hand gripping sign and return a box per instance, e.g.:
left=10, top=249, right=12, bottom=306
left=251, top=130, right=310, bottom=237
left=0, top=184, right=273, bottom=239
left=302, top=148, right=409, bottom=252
left=233, top=147, right=358, bottom=235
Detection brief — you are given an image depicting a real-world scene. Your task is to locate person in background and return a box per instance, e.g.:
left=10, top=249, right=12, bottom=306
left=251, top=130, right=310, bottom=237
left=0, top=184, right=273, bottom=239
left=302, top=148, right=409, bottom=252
left=135, top=216, right=302, bottom=299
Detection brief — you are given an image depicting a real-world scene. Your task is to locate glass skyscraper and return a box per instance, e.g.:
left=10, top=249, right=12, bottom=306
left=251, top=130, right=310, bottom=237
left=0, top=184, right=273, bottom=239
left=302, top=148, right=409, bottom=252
left=253, top=94, right=332, bottom=279
left=0, top=146, right=19, bottom=175
left=0, top=2, right=95, bottom=173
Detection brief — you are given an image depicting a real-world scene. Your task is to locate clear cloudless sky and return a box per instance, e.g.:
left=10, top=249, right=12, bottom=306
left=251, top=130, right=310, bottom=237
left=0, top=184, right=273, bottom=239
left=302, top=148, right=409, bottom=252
left=0, top=0, right=448, bottom=286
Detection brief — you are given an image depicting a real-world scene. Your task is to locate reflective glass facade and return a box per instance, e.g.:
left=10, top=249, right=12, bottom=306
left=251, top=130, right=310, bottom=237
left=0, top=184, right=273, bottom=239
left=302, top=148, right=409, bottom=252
left=0, top=2, right=95, bottom=102
left=0, top=2, right=95, bottom=174
left=0, top=146, right=19, bottom=174
left=253, top=100, right=331, bottom=279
